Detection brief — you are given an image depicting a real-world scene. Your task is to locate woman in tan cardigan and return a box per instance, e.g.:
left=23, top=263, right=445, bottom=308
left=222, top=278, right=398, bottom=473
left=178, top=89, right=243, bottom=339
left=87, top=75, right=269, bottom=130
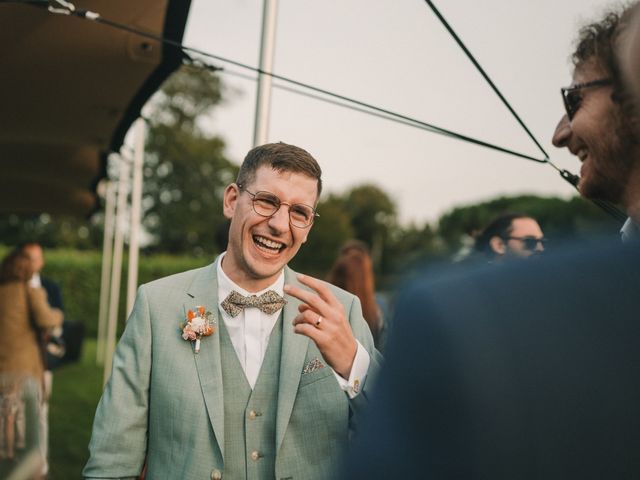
left=0, top=249, right=63, bottom=463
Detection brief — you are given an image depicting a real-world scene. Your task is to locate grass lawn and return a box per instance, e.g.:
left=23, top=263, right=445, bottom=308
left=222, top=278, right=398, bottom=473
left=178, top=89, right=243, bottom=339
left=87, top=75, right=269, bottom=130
left=49, top=339, right=103, bottom=478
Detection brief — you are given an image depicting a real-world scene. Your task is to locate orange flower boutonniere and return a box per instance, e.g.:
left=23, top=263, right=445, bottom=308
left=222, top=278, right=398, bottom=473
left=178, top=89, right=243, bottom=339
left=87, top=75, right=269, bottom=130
left=180, top=306, right=216, bottom=353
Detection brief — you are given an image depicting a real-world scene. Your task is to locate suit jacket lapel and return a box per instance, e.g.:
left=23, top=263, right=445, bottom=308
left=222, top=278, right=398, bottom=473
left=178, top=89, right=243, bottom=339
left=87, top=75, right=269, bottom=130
left=276, top=267, right=310, bottom=452
left=186, top=260, right=225, bottom=460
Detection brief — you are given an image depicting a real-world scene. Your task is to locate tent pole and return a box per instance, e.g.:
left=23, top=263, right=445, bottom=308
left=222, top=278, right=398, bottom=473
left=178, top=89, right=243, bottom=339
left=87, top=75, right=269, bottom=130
left=96, top=177, right=117, bottom=365
left=126, top=118, right=145, bottom=317
left=103, top=156, right=130, bottom=386
left=253, top=0, right=278, bottom=146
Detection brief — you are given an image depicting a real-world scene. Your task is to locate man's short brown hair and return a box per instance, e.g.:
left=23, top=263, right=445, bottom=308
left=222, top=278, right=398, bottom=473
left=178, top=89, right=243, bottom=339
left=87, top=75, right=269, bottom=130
left=236, top=142, right=323, bottom=199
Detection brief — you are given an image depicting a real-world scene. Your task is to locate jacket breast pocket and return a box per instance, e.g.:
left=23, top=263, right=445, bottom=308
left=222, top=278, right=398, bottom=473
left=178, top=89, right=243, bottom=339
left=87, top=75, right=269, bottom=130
left=298, top=365, right=334, bottom=389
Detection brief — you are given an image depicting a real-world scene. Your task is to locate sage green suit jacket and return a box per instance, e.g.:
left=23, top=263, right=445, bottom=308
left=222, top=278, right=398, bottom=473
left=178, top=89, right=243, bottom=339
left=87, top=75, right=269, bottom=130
left=84, top=261, right=381, bottom=480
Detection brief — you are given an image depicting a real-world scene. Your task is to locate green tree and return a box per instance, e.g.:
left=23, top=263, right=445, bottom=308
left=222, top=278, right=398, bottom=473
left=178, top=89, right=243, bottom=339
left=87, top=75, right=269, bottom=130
left=0, top=213, right=104, bottom=250
left=142, top=65, right=238, bottom=255
left=384, top=221, right=442, bottom=283
left=290, top=193, right=354, bottom=277
left=343, top=184, right=397, bottom=270
left=346, top=184, right=397, bottom=245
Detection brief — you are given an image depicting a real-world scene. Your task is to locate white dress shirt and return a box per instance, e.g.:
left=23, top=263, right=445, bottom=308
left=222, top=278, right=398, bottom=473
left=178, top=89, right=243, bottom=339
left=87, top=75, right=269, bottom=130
left=216, top=254, right=369, bottom=397
left=30, top=272, right=42, bottom=288
left=621, top=217, right=640, bottom=243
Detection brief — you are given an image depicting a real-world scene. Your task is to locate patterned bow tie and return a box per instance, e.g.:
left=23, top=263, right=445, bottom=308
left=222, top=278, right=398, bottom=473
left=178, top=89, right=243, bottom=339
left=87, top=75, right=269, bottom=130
left=220, top=290, right=287, bottom=317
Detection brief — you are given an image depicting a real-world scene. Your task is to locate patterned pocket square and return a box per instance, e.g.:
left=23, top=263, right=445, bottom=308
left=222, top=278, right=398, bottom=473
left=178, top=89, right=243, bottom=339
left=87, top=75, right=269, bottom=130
left=302, top=357, right=325, bottom=375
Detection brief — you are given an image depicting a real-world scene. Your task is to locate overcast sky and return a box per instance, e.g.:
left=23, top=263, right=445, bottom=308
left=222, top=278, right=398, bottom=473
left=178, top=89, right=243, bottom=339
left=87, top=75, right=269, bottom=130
left=183, top=0, right=619, bottom=225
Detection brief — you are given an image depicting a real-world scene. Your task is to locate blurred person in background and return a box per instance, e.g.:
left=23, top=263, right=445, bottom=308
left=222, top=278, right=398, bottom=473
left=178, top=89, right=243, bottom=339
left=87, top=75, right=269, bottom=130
left=21, top=242, right=66, bottom=479
left=20, top=243, right=63, bottom=313
left=0, top=248, right=62, bottom=475
left=474, top=213, right=545, bottom=262
left=327, top=241, right=386, bottom=350
left=342, top=239, right=640, bottom=479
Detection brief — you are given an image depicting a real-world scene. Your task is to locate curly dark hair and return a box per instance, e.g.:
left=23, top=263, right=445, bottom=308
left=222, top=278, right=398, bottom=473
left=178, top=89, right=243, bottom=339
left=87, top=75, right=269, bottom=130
left=572, top=3, right=640, bottom=120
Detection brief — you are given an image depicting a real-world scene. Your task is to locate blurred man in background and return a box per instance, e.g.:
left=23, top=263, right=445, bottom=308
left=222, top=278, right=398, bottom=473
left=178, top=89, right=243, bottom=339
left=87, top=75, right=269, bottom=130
left=474, top=213, right=545, bottom=261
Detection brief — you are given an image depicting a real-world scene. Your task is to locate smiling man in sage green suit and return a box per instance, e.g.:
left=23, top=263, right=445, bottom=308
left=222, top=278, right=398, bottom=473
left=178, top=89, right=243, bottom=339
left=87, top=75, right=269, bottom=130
left=84, top=143, right=382, bottom=480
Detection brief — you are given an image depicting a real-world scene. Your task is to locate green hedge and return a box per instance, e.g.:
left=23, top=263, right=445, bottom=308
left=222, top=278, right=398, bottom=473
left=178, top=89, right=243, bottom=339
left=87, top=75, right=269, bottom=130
left=0, top=246, right=215, bottom=338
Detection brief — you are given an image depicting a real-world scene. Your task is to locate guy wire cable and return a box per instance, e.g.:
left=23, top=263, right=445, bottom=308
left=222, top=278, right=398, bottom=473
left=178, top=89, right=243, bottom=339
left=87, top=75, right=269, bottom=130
left=11, top=0, right=626, bottom=222
left=14, top=0, right=547, bottom=164
left=212, top=65, right=449, bottom=135
left=424, top=0, right=548, bottom=160
left=424, top=0, right=626, bottom=223
left=184, top=57, right=542, bottom=162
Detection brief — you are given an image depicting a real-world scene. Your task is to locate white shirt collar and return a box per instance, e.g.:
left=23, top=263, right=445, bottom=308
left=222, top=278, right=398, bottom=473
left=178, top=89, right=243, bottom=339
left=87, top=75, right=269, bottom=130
left=216, top=252, right=285, bottom=305
left=620, top=217, right=640, bottom=243
left=215, top=252, right=285, bottom=389
left=29, top=272, right=42, bottom=288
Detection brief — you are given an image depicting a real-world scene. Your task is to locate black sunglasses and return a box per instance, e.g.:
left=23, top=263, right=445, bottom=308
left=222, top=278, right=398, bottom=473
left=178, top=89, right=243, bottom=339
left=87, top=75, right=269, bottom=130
left=561, top=78, right=612, bottom=121
left=504, top=236, right=547, bottom=251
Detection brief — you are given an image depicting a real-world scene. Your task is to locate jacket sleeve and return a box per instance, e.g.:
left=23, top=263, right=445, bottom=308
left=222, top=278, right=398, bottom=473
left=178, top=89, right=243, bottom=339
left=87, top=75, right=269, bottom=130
left=27, top=286, right=63, bottom=329
left=83, top=285, right=152, bottom=480
left=346, top=296, right=383, bottom=427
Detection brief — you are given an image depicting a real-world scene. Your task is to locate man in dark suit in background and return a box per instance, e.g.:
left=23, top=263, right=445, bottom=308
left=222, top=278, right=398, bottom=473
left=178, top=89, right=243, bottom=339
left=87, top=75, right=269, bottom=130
left=22, top=242, right=64, bottom=311
left=343, top=239, right=640, bottom=478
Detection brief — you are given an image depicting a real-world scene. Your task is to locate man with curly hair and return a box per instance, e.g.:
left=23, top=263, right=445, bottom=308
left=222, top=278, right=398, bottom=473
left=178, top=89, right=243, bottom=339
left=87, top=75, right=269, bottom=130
left=552, top=2, right=640, bottom=241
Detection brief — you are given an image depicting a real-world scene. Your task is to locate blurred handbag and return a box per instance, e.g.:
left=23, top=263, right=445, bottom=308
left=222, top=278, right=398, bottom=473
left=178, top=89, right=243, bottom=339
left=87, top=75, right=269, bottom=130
left=45, top=321, right=85, bottom=370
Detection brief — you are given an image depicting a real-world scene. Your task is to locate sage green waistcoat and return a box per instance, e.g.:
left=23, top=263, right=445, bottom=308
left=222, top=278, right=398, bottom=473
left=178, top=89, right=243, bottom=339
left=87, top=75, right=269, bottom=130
left=219, top=315, right=282, bottom=480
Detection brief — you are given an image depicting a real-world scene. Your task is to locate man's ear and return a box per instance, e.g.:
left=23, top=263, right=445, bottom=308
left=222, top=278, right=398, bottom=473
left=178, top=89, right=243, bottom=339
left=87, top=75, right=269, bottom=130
left=489, top=236, right=506, bottom=255
left=223, top=184, right=239, bottom=220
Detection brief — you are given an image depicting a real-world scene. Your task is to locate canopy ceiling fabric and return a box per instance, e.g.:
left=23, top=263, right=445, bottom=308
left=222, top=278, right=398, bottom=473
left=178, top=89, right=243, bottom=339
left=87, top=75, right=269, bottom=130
left=0, top=0, right=191, bottom=216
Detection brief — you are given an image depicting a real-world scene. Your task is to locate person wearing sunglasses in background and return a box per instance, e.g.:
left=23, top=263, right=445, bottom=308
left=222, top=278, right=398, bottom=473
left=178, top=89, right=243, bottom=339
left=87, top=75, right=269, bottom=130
left=552, top=2, right=640, bottom=242
left=84, top=142, right=381, bottom=480
left=474, top=213, right=546, bottom=262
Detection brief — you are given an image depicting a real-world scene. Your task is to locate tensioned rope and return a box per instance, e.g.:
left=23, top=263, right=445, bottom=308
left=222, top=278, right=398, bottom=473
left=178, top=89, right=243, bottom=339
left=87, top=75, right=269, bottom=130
left=423, top=0, right=626, bottom=223
left=5, top=0, right=627, bottom=221
left=6, top=0, right=546, bottom=163
left=191, top=61, right=541, bottom=161
left=424, top=0, right=549, bottom=160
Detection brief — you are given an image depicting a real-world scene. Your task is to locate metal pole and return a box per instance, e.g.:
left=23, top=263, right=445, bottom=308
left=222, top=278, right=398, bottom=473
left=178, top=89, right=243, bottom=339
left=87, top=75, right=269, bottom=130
left=96, top=178, right=117, bottom=365
left=253, top=0, right=279, bottom=146
left=126, top=118, right=145, bottom=316
left=103, top=157, right=130, bottom=386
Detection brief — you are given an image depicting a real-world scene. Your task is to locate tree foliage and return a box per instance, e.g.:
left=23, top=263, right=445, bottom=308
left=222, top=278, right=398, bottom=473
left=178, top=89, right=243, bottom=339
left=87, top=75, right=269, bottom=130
left=290, top=193, right=355, bottom=277
left=142, top=65, right=238, bottom=255
left=0, top=213, right=104, bottom=250
left=345, top=183, right=397, bottom=247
